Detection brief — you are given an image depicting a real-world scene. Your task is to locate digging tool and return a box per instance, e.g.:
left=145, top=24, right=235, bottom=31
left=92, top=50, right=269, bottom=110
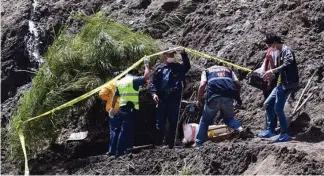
left=127, top=144, right=154, bottom=153
left=294, top=92, right=313, bottom=114
left=173, top=85, right=184, bottom=147
left=292, top=71, right=316, bottom=114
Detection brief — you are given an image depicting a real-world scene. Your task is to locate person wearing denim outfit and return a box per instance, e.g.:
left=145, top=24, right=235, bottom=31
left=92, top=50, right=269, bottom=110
left=262, top=32, right=299, bottom=142
left=194, top=65, right=244, bottom=147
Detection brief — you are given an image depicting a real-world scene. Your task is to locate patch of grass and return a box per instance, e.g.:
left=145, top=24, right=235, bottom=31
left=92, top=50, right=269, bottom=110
left=8, top=12, right=159, bottom=162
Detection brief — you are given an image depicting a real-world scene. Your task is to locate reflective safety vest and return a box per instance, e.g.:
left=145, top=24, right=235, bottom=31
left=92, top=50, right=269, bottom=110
left=117, top=75, right=139, bottom=110
left=206, top=66, right=238, bottom=100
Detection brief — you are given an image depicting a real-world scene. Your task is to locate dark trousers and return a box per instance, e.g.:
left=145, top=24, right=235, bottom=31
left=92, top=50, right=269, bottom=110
left=155, top=94, right=181, bottom=148
left=112, top=106, right=137, bottom=157
left=109, top=116, right=120, bottom=155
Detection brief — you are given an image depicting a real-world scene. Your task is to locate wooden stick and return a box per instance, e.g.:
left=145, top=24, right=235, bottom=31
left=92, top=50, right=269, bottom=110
left=292, top=71, right=316, bottom=114
left=208, top=125, right=228, bottom=131
left=127, top=144, right=154, bottom=152
left=295, top=93, right=313, bottom=114
left=181, top=91, right=196, bottom=124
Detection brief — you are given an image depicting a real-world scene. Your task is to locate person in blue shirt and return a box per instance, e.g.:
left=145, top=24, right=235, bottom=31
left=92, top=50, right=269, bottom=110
left=109, top=57, right=150, bottom=157
left=150, top=46, right=191, bottom=149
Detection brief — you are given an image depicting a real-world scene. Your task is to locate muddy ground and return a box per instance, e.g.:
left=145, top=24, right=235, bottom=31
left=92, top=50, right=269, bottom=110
left=30, top=140, right=324, bottom=175
left=1, top=0, right=324, bottom=175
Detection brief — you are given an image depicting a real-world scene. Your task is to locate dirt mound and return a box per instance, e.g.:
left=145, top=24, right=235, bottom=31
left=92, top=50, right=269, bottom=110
left=1, top=0, right=324, bottom=175
left=30, top=140, right=324, bottom=175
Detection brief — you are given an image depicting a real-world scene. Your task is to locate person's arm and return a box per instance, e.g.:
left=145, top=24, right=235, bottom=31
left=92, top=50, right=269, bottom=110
left=109, top=88, right=119, bottom=118
left=232, top=72, right=242, bottom=105
left=143, top=56, right=150, bottom=81
left=150, top=67, right=160, bottom=103
left=271, top=49, right=293, bottom=73
left=264, top=48, right=294, bottom=77
left=197, top=81, right=207, bottom=108
left=111, top=88, right=119, bottom=110
left=253, top=59, right=266, bottom=76
left=180, top=50, right=191, bottom=74
left=196, top=71, right=207, bottom=108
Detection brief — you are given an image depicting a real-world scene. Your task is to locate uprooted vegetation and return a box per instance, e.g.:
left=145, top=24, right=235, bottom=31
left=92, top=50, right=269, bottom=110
left=2, top=0, right=324, bottom=175
left=7, top=13, right=159, bottom=162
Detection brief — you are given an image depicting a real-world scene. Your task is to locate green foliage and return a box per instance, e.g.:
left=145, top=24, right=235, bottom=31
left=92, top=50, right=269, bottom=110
left=8, top=13, right=158, bottom=161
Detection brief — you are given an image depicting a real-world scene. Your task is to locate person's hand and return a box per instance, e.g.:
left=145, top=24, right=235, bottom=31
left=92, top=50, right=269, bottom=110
left=236, top=98, right=242, bottom=107
left=196, top=100, right=203, bottom=109
left=153, top=94, right=159, bottom=103
left=144, top=55, right=150, bottom=68
left=263, top=69, right=274, bottom=80
left=247, top=71, right=258, bottom=77
left=174, top=46, right=185, bottom=53
left=234, top=98, right=243, bottom=109
left=109, top=108, right=115, bottom=118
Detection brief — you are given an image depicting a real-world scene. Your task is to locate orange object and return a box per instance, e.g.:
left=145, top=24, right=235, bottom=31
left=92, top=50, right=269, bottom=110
left=99, top=81, right=119, bottom=112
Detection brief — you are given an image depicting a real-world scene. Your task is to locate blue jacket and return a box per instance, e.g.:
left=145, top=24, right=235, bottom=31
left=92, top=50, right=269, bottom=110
left=206, top=66, right=238, bottom=100
left=150, top=52, right=191, bottom=97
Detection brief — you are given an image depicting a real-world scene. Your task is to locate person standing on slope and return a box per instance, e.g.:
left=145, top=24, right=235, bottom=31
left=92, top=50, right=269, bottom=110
left=150, top=46, right=191, bottom=149
left=99, top=81, right=120, bottom=156
left=262, top=32, right=299, bottom=142
left=250, top=39, right=281, bottom=138
left=110, top=57, right=150, bottom=157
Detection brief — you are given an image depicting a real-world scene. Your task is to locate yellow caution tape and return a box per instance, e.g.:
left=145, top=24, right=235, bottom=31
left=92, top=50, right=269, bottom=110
left=17, top=123, right=29, bottom=176
left=184, top=48, right=252, bottom=72
left=17, top=47, right=251, bottom=175
left=17, top=48, right=177, bottom=176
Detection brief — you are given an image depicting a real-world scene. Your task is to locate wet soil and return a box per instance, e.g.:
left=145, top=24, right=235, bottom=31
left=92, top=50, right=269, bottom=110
left=1, top=0, right=324, bottom=175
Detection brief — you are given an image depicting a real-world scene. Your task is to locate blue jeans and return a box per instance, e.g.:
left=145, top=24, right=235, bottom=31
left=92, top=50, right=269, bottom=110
left=109, top=116, right=120, bottom=155
left=111, top=106, right=137, bottom=157
left=263, top=88, right=277, bottom=130
left=155, top=94, right=181, bottom=147
left=195, top=97, right=241, bottom=145
left=264, top=84, right=292, bottom=133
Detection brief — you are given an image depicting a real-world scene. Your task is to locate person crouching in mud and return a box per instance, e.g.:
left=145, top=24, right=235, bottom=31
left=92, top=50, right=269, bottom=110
left=192, top=64, right=247, bottom=148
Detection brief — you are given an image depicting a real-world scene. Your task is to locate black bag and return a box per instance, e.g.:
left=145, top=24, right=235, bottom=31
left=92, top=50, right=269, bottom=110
left=247, top=74, right=266, bottom=90
left=247, top=55, right=266, bottom=90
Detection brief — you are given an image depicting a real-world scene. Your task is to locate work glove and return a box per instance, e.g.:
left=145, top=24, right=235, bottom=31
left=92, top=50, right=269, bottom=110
left=109, top=108, right=115, bottom=119
left=174, top=46, right=185, bottom=53
left=144, top=55, right=150, bottom=68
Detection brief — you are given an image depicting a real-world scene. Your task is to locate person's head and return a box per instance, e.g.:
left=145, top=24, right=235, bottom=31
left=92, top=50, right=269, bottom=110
left=127, top=68, right=139, bottom=76
left=162, top=47, right=176, bottom=64
left=264, top=32, right=283, bottom=51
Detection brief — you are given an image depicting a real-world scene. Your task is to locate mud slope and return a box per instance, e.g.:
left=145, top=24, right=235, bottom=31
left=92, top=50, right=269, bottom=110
left=31, top=140, right=324, bottom=175
left=1, top=0, right=324, bottom=175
